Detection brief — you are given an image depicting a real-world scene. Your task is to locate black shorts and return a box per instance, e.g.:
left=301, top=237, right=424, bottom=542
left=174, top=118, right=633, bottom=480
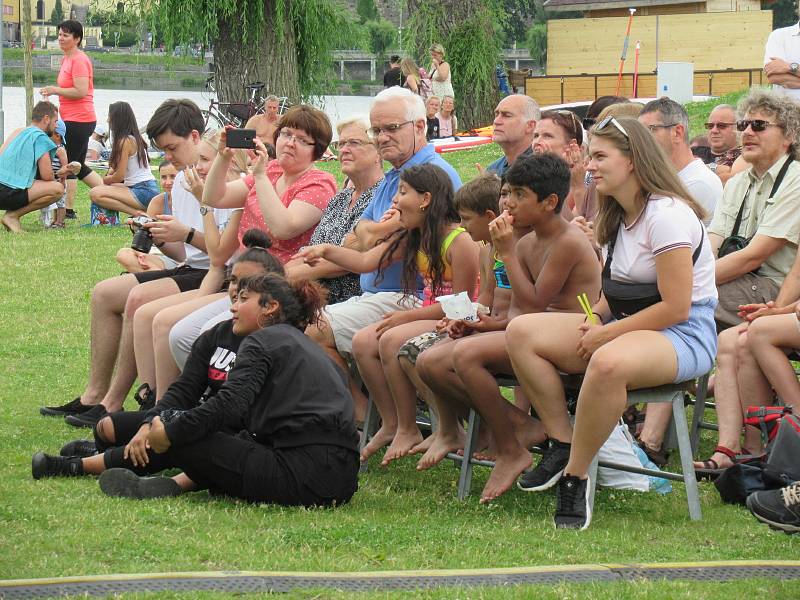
left=134, top=265, right=208, bottom=292
left=0, top=183, right=29, bottom=211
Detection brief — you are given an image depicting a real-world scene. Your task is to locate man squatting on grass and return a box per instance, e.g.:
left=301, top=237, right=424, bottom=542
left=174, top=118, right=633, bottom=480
left=0, top=101, right=69, bottom=233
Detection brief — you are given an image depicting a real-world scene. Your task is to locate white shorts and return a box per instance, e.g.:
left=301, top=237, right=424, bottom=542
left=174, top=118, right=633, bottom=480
left=323, top=292, right=421, bottom=354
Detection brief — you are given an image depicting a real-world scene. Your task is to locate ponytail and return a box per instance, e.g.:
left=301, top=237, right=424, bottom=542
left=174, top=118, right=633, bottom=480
left=236, top=228, right=285, bottom=276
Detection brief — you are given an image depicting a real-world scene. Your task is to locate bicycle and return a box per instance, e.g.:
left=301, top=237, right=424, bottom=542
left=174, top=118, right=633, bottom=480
left=201, top=76, right=290, bottom=131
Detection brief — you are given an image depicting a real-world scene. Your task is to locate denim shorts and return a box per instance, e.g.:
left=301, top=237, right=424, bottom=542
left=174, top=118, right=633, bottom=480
left=129, top=179, right=160, bottom=208
left=660, top=297, right=718, bottom=383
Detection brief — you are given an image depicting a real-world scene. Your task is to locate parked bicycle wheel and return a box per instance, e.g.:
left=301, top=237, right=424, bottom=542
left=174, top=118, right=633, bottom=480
left=201, top=109, right=225, bottom=133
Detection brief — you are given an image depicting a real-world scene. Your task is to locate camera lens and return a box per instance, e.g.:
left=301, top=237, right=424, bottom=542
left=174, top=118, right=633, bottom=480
left=131, top=228, right=154, bottom=253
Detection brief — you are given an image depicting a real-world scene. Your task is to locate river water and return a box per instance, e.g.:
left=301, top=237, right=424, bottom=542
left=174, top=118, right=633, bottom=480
left=1, top=86, right=375, bottom=140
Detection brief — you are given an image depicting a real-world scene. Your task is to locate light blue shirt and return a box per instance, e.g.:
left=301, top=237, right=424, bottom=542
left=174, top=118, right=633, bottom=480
left=359, top=144, right=462, bottom=294
left=0, top=126, right=57, bottom=189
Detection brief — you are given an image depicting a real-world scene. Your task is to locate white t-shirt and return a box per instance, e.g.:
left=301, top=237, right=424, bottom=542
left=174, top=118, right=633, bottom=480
left=764, top=23, right=800, bottom=99
left=170, top=171, right=235, bottom=270
left=123, top=137, right=156, bottom=186
left=601, top=195, right=717, bottom=303
left=679, top=158, right=722, bottom=225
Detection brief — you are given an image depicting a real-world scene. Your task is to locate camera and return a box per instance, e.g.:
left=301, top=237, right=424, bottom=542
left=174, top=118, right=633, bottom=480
left=129, top=215, right=156, bottom=253
left=226, top=128, right=257, bottom=150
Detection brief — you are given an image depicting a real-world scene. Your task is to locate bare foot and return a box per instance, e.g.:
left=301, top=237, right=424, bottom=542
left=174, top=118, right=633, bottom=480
left=380, top=429, right=424, bottom=466
left=416, top=431, right=465, bottom=471
left=360, top=425, right=396, bottom=463
left=409, top=434, right=434, bottom=455
left=479, top=447, right=532, bottom=503
left=1, top=214, right=22, bottom=233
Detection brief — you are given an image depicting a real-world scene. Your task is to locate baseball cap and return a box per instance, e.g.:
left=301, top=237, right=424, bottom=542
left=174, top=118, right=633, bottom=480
left=94, top=124, right=107, bottom=136
left=55, top=119, right=67, bottom=140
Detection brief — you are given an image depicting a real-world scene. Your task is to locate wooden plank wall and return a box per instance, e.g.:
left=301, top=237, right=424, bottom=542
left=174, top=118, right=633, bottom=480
left=547, top=11, right=772, bottom=75
left=525, top=70, right=763, bottom=104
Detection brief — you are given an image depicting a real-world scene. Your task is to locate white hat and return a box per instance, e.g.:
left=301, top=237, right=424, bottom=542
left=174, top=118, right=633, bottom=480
left=94, top=124, right=107, bottom=137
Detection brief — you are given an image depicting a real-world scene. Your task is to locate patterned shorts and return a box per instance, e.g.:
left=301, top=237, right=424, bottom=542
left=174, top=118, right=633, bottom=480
left=397, top=331, right=448, bottom=365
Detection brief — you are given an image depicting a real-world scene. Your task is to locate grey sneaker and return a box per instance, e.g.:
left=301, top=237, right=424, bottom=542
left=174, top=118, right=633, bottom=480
left=99, top=468, right=182, bottom=499
left=517, top=438, right=570, bottom=492
left=554, top=474, right=592, bottom=530
left=746, top=481, right=800, bottom=534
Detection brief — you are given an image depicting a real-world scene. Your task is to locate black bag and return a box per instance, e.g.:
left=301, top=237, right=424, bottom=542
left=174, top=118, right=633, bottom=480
left=602, top=221, right=703, bottom=320
left=717, top=156, right=793, bottom=260
left=766, top=413, right=800, bottom=482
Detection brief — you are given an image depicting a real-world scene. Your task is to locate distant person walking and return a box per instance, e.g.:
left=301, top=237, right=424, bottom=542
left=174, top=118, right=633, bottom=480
left=429, top=44, right=454, bottom=100
left=39, top=19, right=102, bottom=219
left=383, top=55, right=406, bottom=88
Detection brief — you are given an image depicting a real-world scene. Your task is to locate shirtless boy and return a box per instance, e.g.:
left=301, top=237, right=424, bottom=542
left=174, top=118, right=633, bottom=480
left=417, top=153, right=601, bottom=503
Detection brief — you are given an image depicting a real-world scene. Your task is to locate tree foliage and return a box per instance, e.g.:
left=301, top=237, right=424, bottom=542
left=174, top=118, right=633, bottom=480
left=357, top=0, right=380, bottom=23
left=526, top=22, right=546, bottom=66
left=771, top=0, right=798, bottom=28
left=367, top=19, right=397, bottom=58
left=50, top=0, right=64, bottom=26
left=406, top=0, right=502, bottom=129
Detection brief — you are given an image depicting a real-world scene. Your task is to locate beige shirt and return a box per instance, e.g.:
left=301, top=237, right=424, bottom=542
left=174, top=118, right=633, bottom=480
left=708, top=154, right=800, bottom=284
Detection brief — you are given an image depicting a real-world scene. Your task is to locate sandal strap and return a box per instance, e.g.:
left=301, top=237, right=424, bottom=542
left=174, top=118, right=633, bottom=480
left=713, top=445, right=738, bottom=460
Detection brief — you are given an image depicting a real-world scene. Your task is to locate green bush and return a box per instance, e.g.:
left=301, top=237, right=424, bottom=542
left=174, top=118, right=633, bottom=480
left=367, top=19, right=396, bottom=58
left=525, top=23, right=547, bottom=67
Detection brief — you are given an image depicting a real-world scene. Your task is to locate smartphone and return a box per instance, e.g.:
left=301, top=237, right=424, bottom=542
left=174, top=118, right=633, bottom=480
left=226, top=128, right=257, bottom=150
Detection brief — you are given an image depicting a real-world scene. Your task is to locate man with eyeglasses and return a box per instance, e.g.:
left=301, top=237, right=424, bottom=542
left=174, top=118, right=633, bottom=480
left=764, top=16, right=800, bottom=100
left=486, top=94, right=539, bottom=176
left=304, top=86, right=461, bottom=418
left=703, top=104, right=741, bottom=185
left=639, top=97, right=722, bottom=223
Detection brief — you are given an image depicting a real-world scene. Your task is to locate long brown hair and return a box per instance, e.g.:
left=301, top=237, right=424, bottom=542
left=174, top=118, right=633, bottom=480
left=108, top=101, right=149, bottom=172
left=591, top=117, right=706, bottom=246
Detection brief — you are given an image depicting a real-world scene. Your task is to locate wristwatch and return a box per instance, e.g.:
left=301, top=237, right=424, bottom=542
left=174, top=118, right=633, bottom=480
left=790, top=62, right=799, bottom=75
left=199, top=204, right=209, bottom=216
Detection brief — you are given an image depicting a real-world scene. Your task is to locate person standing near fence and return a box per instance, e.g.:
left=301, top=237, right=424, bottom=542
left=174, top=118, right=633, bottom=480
left=39, top=20, right=103, bottom=219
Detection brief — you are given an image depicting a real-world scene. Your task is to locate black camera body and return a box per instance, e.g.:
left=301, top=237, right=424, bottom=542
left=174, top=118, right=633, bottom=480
left=226, top=128, right=257, bottom=150
left=130, top=215, right=157, bottom=253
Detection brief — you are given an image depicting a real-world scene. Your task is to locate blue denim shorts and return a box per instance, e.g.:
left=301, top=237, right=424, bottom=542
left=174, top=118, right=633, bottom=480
left=660, top=297, right=718, bottom=383
left=129, top=179, right=160, bottom=209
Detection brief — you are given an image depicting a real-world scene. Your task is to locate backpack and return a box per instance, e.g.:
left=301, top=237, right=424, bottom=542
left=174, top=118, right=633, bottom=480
left=417, top=67, right=433, bottom=99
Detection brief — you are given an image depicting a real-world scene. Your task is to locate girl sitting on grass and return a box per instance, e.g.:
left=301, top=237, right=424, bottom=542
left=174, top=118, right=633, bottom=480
left=295, top=163, right=479, bottom=465
left=31, top=229, right=284, bottom=482
left=98, top=274, right=360, bottom=507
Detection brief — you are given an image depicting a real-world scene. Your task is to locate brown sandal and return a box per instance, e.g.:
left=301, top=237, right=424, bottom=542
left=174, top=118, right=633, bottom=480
left=694, top=445, right=737, bottom=480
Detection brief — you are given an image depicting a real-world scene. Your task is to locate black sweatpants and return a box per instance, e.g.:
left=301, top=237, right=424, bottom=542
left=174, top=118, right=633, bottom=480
left=95, top=411, right=175, bottom=475
left=64, top=120, right=96, bottom=180
left=167, top=431, right=360, bottom=507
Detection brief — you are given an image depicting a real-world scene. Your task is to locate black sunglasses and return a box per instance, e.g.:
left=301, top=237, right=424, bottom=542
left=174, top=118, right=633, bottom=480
left=736, top=119, right=780, bottom=133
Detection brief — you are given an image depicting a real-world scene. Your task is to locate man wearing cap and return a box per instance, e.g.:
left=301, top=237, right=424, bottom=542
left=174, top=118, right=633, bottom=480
left=87, top=124, right=109, bottom=161
left=0, top=100, right=66, bottom=232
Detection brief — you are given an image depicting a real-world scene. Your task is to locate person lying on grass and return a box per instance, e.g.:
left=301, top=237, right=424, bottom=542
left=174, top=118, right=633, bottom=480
left=294, top=163, right=480, bottom=465
left=97, top=274, right=360, bottom=507
left=31, top=231, right=284, bottom=481
left=417, top=153, right=601, bottom=504
left=506, top=117, right=716, bottom=530
left=390, top=173, right=508, bottom=469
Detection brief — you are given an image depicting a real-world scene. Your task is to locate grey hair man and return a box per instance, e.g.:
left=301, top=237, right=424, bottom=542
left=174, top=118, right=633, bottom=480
left=487, top=94, right=540, bottom=176
left=703, top=103, right=741, bottom=185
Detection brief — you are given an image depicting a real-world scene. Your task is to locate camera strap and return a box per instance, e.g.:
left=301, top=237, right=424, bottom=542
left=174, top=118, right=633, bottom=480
left=731, top=155, right=793, bottom=237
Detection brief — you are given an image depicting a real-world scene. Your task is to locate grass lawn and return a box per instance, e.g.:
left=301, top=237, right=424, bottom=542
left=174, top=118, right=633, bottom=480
left=2, top=97, right=798, bottom=596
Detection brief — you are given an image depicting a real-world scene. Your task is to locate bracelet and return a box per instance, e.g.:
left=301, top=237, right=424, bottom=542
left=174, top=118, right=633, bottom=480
left=592, top=312, right=604, bottom=325
left=185, top=227, right=196, bottom=245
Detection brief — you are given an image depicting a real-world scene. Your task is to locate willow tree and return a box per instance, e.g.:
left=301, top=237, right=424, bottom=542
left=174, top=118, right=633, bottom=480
left=147, top=0, right=351, bottom=103
left=406, top=0, right=503, bottom=129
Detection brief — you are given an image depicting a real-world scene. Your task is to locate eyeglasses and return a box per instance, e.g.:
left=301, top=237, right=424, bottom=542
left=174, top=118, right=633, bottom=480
left=333, top=138, right=372, bottom=150
left=646, top=123, right=678, bottom=132
left=367, top=121, right=413, bottom=140
left=278, top=129, right=315, bottom=147
left=736, top=119, right=781, bottom=133
left=704, top=122, right=735, bottom=130
left=582, top=117, right=596, bottom=130
left=594, top=115, right=629, bottom=138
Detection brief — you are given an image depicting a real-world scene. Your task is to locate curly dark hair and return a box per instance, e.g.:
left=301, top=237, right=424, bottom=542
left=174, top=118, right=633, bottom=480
left=376, top=164, right=459, bottom=298
left=237, top=273, right=328, bottom=330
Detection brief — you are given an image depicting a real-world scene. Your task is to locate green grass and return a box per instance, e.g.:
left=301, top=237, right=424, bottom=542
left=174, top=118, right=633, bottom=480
left=2, top=124, right=798, bottom=596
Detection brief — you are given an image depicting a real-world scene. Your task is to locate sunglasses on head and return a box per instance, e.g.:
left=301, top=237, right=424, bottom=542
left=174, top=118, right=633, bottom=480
left=736, top=119, right=780, bottom=133
left=582, top=117, right=596, bottom=130
left=594, top=115, right=629, bottom=138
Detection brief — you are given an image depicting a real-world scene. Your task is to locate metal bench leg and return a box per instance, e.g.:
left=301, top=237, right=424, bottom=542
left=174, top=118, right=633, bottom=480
left=672, top=393, right=702, bottom=521
left=457, top=410, right=481, bottom=500
left=358, top=397, right=379, bottom=474
left=689, top=372, right=710, bottom=456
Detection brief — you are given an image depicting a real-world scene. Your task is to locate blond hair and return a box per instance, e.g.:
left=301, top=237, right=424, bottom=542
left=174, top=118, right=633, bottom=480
left=202, top=129, right=248, bottom=176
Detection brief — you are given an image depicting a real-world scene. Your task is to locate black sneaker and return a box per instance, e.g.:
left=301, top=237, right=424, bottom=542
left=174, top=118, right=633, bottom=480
left=99, top=468, right=182, bottom=499
left=517, top=438, right=571, bottom=492
left=65, top=404, right=113, bottom=428
left=554, top=474, right=592, bottom=530
left=65, top=208, right=77, bottom=219
left=31, top=452, right=84, bottom=479
left=59, top=439, right=98, bottom=458
left=39, top=397, right=94, bottom=417
left=746, top=482, right=800, bottom=534
left=133, top=383, right=156, bottom=412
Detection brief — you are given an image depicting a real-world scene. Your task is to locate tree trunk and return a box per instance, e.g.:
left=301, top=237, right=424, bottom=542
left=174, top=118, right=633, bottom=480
left=23, top=0, right=34, bottom=121
left=406, top=0, right=500, bottom=130
left=213, top=0, right=300, bottom=103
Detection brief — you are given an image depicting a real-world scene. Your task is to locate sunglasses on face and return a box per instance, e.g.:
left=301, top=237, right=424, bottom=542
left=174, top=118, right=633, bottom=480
left=594, top=115, right=629, bottom=138
left=704, top=122, right=735, bottom=130
left=736, top=119, right=781, bottom=133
